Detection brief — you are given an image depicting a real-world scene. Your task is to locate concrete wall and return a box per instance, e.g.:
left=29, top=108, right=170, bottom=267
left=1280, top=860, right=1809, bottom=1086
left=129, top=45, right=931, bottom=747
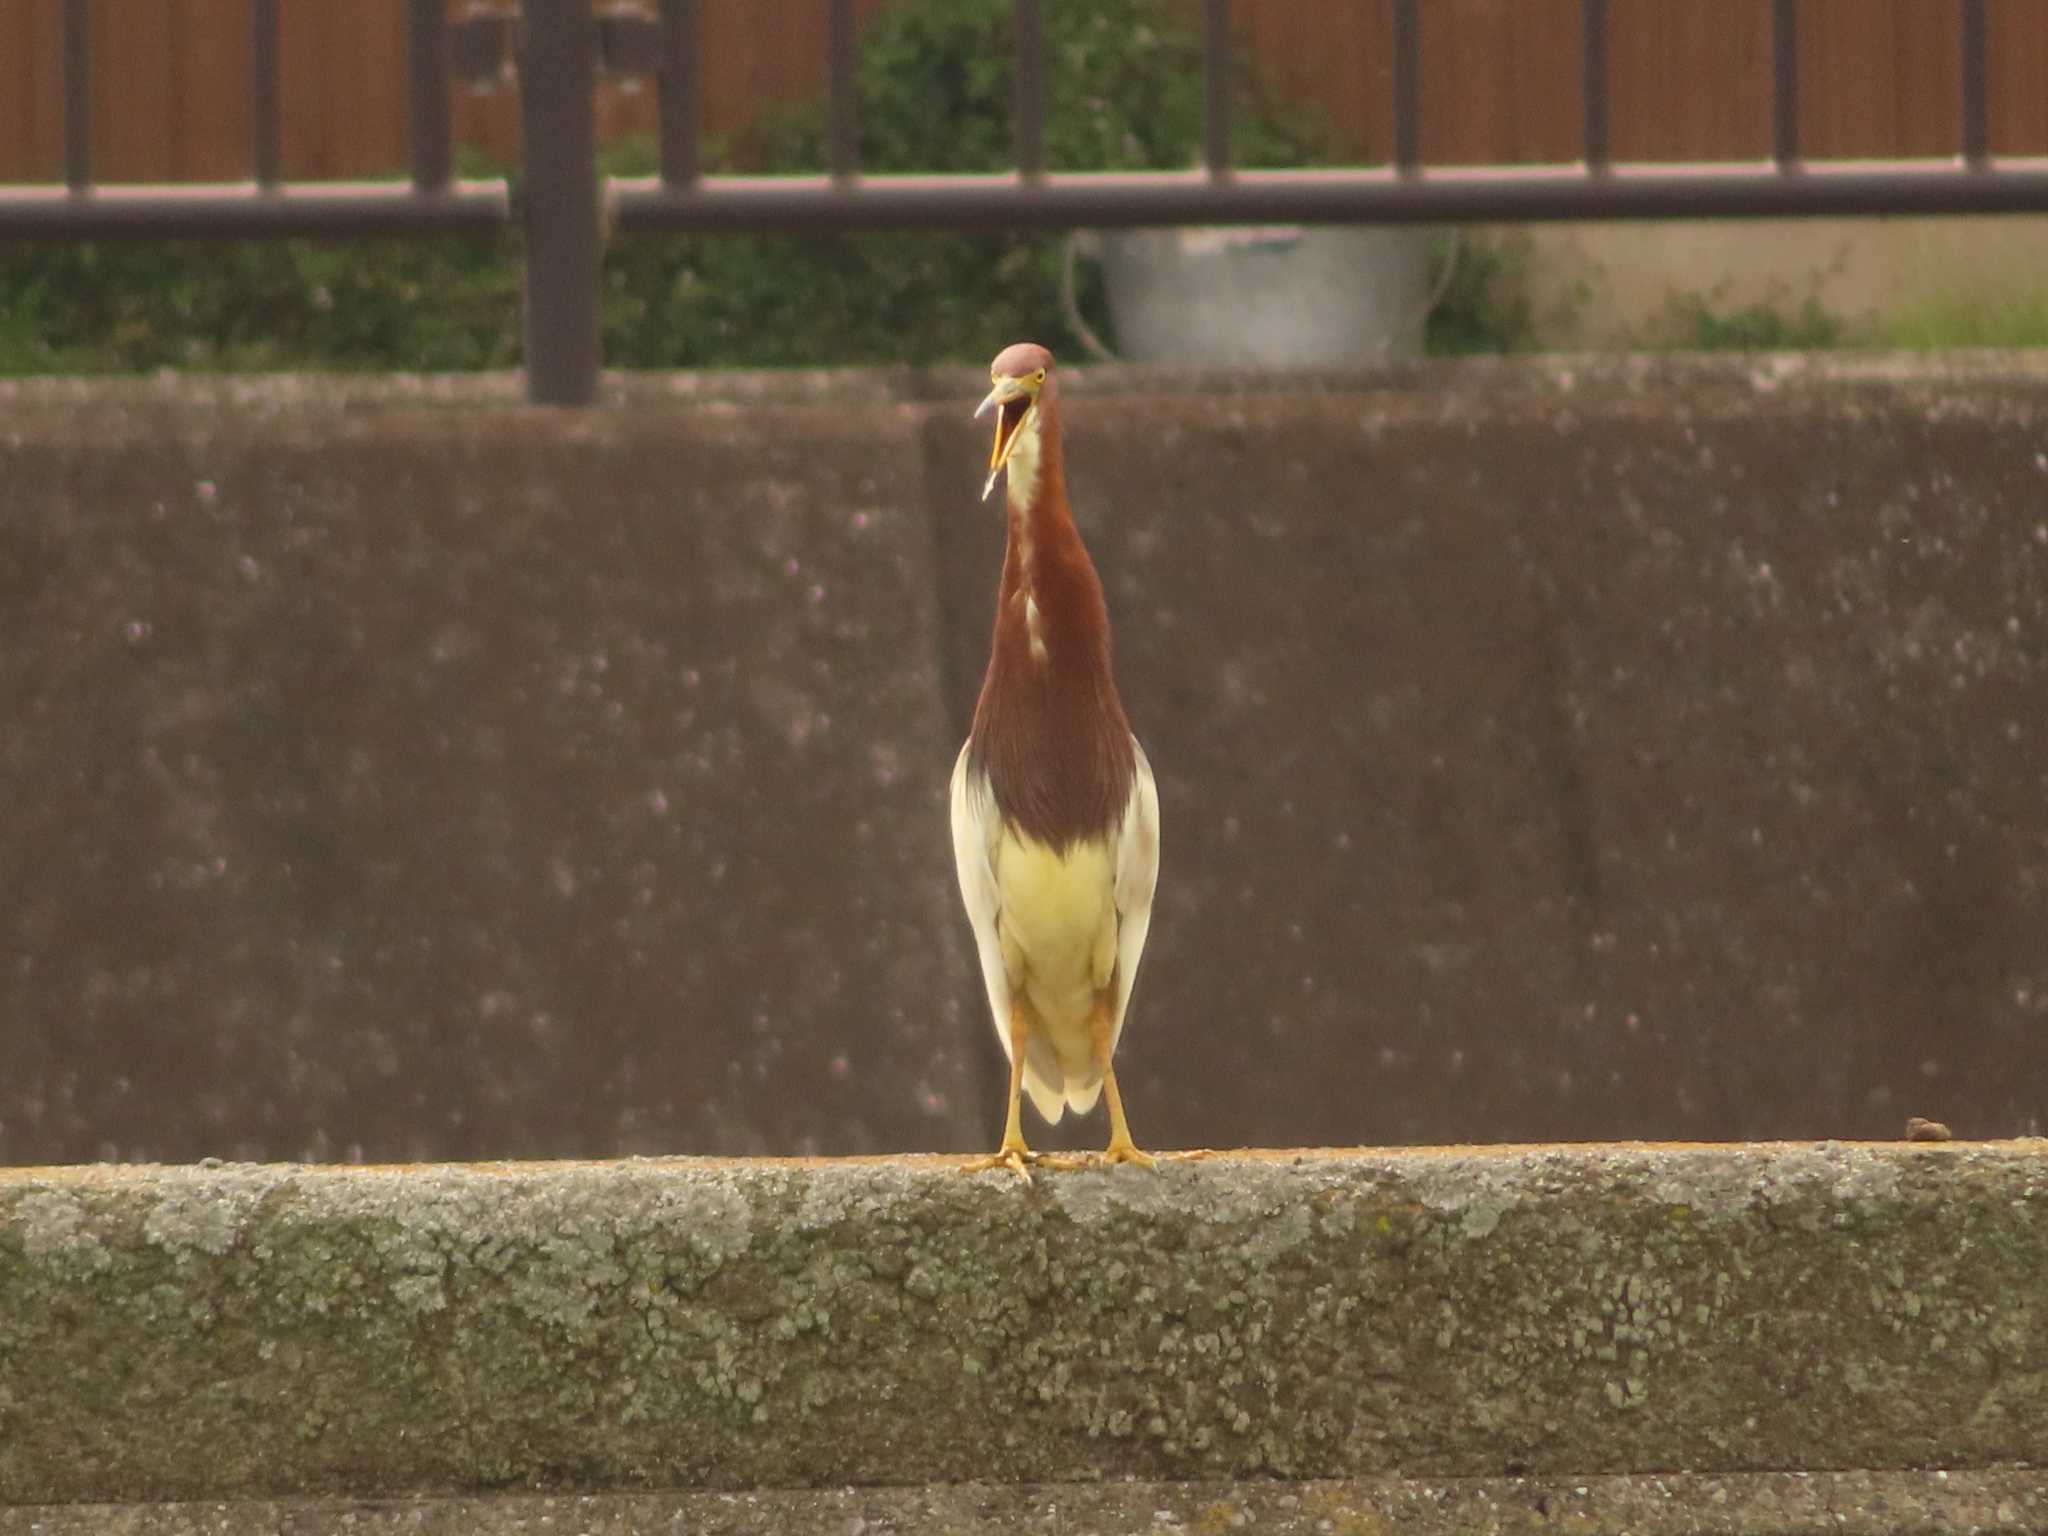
left=2, top=358, right=2046, bottom=1164
left=2, top=1144, right=2045, bottom=1506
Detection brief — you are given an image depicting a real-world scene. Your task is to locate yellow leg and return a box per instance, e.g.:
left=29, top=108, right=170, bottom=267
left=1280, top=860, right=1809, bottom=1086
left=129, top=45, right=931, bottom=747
left=966, top=1002, right=1036, bottom=1181
left=1092, top=995, right=1155, bottom=1169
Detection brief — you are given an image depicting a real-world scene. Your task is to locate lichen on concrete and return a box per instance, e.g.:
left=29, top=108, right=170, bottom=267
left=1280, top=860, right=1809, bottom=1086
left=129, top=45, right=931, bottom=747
left=2, top=1143, right=2045, bottom=1504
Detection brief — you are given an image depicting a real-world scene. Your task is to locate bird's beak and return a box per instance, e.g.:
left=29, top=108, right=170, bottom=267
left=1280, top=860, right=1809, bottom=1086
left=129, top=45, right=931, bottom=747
left=976, top=377, right=1034, bottom=502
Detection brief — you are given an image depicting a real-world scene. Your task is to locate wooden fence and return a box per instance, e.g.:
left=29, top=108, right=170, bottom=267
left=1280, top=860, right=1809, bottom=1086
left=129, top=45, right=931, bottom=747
left=3, top=0, right=2045, bottom=183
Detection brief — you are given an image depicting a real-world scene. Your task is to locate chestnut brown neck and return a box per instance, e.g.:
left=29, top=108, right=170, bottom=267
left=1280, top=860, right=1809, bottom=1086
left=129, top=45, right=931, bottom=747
left=967, top=392, right=1136, bottom=850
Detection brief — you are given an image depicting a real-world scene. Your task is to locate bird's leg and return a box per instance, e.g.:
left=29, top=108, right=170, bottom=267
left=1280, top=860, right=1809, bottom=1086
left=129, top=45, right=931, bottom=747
left=1099, top=1070, right=1154, bottom=1168
left=1092, top=994, right=1155, bottom=1169
left=966, top=1001, right=1037, bottom=1181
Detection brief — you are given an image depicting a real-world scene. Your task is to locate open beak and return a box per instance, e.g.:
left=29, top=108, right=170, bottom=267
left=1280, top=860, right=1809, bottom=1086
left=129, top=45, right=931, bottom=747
left=975, top=378, right=1035, bottom=502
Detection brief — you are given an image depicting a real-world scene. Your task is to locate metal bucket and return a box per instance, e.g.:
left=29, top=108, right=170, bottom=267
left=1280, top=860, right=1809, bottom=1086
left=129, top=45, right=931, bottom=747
left=1091, top=224, right=1433, bottom=368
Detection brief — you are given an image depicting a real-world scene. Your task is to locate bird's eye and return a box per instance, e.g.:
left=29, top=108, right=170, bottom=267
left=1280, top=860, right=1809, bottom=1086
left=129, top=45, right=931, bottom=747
left=1033, top=369, right=1045, bottom=384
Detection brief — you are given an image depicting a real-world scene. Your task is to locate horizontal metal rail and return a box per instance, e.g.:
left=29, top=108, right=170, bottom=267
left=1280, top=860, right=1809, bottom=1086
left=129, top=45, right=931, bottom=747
left=11, top=160, right=2041, bottom=244
left=610, top=161, right=2048, bottom=234
left=0, top=183, right=509, bottom=240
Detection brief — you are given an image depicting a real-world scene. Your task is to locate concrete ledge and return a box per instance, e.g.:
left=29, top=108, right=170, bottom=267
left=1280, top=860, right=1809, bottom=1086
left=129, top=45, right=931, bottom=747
left=3, top=1144, right=2044, bottom=1504
left=5, top=1471, right=2047, bottom=1536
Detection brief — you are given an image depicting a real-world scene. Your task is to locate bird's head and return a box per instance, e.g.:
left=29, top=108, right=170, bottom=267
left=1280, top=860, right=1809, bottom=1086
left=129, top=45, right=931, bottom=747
left=975, top=342, right=1055, bottom=503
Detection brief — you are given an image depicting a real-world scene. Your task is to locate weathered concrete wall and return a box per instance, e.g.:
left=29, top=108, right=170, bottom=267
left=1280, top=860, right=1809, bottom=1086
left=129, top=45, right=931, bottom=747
left=3, top=359, right=2046, bottom=1163
left=1, top=1144, right=2044, bottom=1505
left=0, top=378, right=979, bottom=1162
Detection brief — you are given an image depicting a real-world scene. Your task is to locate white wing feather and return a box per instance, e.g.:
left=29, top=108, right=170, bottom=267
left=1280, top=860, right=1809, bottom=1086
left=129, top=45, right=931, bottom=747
left=1108, top=737, right=1161, bottom=1064
left=949, top=742, right=1011, bottom=1054
left=950, top=744, right=1068, bottom=1123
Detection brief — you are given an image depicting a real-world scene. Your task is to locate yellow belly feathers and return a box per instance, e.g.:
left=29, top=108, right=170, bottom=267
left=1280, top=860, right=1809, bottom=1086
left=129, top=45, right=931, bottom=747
left=994, top=826, right=1118, bottom=1088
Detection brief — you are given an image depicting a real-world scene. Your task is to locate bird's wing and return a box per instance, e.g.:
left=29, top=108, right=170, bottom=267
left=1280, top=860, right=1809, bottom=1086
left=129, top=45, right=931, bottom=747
left=1108, top=736, right=1161, bottom=1060
left=949, top=742, right=1016, bottom=1061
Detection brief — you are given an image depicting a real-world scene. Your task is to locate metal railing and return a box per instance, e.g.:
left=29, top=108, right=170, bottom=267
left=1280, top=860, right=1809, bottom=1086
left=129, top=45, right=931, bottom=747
left=3, top=0, right=2046, bottom=405
left=12, top=0, right=506, bottom=237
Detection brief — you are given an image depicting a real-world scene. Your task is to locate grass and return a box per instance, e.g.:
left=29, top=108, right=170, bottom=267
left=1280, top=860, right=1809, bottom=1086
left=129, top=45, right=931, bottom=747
left=1674, top=297, right=1846, bottom=351
left=1879, top=292, right=2048, bottom=350
left=1652, top=289, right=2048, bottom=355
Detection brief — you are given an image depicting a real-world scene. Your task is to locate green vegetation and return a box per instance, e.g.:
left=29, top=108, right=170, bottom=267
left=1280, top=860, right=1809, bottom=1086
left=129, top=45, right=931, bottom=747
left=0, top=230, right=523, bottom=375
left=1880, top=291, right=2048, bottom=350
left=1663, top=295, right=1846, bottom=352
left=1424, top=234, right=1536, bottom=356
left=1653, top=288, right=2048, bottom=353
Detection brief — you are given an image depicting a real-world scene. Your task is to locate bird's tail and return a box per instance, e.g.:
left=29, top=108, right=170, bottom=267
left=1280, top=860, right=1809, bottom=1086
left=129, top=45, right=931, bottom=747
left=1022, top=1065, right=1068, bottom=1125
left=1022, top=1054, right=1104, bottom=1124
left=1017, top=998, right=1107, bottom=1124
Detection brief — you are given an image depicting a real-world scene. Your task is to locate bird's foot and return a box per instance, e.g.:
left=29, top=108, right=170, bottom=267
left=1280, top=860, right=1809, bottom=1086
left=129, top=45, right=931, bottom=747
left=966, top=1142, right=1040, bottom=1182
left=1100, top=1137, right=1157, bottom=1170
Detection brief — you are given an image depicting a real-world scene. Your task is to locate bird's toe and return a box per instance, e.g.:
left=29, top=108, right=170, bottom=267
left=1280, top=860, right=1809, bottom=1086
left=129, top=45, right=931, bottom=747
left=1101, top=1140, right=1157, bottom=1170
left=966, top=1144, right=1038, bottom=1182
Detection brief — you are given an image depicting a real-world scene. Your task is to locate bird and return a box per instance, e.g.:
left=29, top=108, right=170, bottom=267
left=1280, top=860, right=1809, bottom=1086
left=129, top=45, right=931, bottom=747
left=949, top=342, right=1161, bottom=1176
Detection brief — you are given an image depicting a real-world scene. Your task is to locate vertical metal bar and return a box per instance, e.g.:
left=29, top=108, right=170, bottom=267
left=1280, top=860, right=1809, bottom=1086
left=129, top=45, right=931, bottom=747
left=519, top=0, right=602, bottom=405
left=408, top=0, right=453, bottom=192
left=659, top=0, right=700, bottom=186
left=1203, top=0, right=1231, bottom=176
left=1959, top=0, right=1989, bottom=166
left=1581, top=0, right=1609, bottom=171
left=1391, top=0, right=1420, bottom=173
left=249, top=0, right=282, bottom=187
left=62, top=0, right=90, bottom=191
left=1771, top=0, right=1800, bottom=168
left=827, top=0, right=858, bottom=179
left=1013, top=0, right=1045, bottom=178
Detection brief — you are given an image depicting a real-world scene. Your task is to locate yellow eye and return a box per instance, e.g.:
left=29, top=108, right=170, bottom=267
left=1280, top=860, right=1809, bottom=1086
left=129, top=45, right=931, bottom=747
left=1033, top=369, right=1045, bottom=384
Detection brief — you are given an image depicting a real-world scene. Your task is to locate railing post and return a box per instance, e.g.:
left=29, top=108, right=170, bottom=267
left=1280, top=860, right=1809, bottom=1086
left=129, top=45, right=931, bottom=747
left=407, top=0, right=454, bottom=192
left=62, top=0, right=91, bottom=192
left=1390, top=0, right=1420, bottom=175
left=518, top=0, right=603, bottom=406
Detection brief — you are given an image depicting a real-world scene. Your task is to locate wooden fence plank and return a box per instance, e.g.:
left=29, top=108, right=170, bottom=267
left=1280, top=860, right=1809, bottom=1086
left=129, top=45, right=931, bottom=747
left=1609, top=0, right=1771, bottom=163
left=1805, top=0, right=1905, bottom=157
left=0, top=2, right=40, bottom=178
left=1238, top=0, right=1386, bottom=160
left=278, top=0, right=328, bottom=176
left=345, top=0, right=410, bottom=176
left=1990, top=0, right=2048, bottom=153
left=1, top=0, right=2043, bottom=185
left=94, top=0, right=175, bottom=182
left=175, top=0, right=249, bottom=181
